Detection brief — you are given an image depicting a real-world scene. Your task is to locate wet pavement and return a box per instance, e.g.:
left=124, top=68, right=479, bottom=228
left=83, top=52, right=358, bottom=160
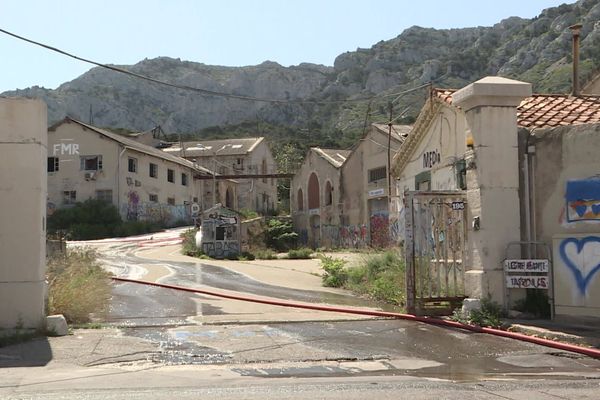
left=55, top=236, right=600, bottom=386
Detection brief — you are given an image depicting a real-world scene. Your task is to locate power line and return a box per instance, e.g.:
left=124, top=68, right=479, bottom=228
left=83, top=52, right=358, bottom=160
left=0, top=27, right=431, bottom=105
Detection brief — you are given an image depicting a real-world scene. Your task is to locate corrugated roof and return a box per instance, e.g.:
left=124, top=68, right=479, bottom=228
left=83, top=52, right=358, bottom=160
left=162, top=137, right=264, bottom=158
left=371, top=123, right=412, bottom=142
left=433, top=88, right=600, bottom=129
left=49, top=118, right=214, bottom=175
left=312, top=147, right=351, bottom=168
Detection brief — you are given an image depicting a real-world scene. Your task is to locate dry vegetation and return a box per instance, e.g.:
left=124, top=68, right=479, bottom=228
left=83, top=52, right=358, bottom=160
left=47, top=248, right=113, bottom=323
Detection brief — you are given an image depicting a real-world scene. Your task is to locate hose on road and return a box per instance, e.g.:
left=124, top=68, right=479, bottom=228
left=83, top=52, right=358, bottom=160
left=112, top=276, right=600, bottom=360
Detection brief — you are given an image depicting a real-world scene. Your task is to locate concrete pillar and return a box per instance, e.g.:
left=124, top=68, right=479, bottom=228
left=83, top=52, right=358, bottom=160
left=0, top=98, right=47, bottom=329
left=452, top=77, right=531, bottom=303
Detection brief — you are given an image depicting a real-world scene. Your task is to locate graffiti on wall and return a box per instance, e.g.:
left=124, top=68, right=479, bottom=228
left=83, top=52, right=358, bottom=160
left=202, top=241, right=239, bottom=259
left=370, top=213, right=389, bottom=248
left=558, top=236, right=600, bottom=296
left=564, top=178, right=600, bottom=223
left=296, top=224, right=369, bottom=248
left=122, top=191, right=191, bottom=226
left=201, top=207, right=240, bottom=259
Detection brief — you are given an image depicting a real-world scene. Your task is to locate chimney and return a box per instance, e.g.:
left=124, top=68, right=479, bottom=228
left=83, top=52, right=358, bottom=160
left=569, top=23, right=583, bottom=97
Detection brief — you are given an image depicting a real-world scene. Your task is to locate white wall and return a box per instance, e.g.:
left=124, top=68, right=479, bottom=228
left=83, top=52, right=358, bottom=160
left=0, top=98, right=47, bottom=329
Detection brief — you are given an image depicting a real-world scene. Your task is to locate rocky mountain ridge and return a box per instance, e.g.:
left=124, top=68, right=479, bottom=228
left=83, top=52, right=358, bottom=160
left=3, top=0, right=600, bottom=145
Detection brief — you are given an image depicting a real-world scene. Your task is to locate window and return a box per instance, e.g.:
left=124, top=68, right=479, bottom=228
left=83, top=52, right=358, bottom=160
left=192, top=197, right=198, bottom=203
left=128, top=157, right=137, bottom=173
left=368, top=166, right=387, bottom=183
left=235, top=158, right=244, bottom=170
left=325, top=181, right=333, bottom=205
left=261, top=159, right=267, bottom=183
left=63, top=190, right=76, bottom=205
left=167, top=169, right=175, bottom=183
left=149, top=163, right=158, bottom=178
left=96, top=190, right=113, bottom=203
left=80, top=155, right=102, bottom=171
left=47, top=157, right=59, bottom=172
left=181, top=173, right=188, bottom=186
left=297, top=188, right=304, bottom=211
left=149, top=194, right=158, bottom=203
left=167, top=197, right=175, bottom=205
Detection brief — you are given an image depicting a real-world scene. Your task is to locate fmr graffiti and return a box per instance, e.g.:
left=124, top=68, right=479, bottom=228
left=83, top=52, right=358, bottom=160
left=565, top=178, right=600, bottom=223
left=559, top=236, right=600, bottom=296
left=52, top=142, right=79, bottom=156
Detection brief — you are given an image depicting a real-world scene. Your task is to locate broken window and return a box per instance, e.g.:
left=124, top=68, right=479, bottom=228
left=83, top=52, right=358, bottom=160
left=47, top=157, right=59, bottom=172
left=149, top=163, right=158, bottom=178
left=368, top=166, right=386, bottom=183
left=128, top=157, right=137, bottom=173
left=80, top=155, right=102, bottom=171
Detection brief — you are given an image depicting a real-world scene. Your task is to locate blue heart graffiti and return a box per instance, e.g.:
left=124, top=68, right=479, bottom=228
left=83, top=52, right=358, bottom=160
left=559, top=236, right=600, bottom=296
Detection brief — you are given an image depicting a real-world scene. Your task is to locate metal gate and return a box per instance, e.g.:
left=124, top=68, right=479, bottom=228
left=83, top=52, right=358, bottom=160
left=404, top=191, right=467, bottom=315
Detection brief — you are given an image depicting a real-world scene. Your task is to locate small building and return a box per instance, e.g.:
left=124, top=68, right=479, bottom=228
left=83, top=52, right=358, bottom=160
left=47, top=117, right=229, bottom=225
left=291, top=148, right=350, bottom=248
left=341, top=123, right=410, bottom=247
left=200, top=204, right=241, bottom=259
left=163, top=137, right=278, bottom=214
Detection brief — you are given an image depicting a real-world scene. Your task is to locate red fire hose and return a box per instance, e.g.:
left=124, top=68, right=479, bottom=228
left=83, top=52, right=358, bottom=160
left=112, top=276, right=600, bottom=359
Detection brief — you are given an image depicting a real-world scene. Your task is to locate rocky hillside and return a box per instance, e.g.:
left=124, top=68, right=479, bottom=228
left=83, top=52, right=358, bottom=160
left=3, top=0, right=600, bottom=145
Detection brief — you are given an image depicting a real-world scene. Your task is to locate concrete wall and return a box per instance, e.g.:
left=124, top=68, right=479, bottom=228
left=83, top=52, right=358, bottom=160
left=532, top=123, right=600, bottom=318
left=0, top=98, right=47, bottom=329
left=291, top=150, right=343, bottom=248
left=48, top=121, right=210, bottom=225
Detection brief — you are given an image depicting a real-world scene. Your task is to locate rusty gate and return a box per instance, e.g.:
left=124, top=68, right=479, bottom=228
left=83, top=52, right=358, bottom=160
left=404, top=191, right=467, bottom=315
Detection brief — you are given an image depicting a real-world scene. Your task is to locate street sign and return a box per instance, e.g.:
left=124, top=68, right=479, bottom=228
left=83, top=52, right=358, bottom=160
left=505, top=275, right=550, bottom=289
left=451, top=201, right=465, bottom=210
left=504, top=259, right=549, bottom=273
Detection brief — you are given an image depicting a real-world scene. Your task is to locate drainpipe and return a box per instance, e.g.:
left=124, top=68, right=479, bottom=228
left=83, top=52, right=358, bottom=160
left=570, top=23, right=583, bottom=97
left=117, top=146, right=127, bottom=215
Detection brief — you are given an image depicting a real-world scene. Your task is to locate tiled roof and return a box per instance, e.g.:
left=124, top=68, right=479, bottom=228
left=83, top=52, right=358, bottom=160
left=432, top=88, right=600, bottom=129
left=162, top=137, right=264, bottom=158
left=312, top=148, right=351, bottom=168
left=49, top=118, right=214, bottom=175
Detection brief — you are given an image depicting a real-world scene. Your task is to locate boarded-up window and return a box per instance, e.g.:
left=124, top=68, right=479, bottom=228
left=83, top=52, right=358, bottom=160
left=308, top=173, right=320, bottom=209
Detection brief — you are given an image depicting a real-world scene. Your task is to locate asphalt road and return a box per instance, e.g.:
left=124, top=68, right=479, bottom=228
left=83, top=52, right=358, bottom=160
left=7, top=233, right=594, bottom=399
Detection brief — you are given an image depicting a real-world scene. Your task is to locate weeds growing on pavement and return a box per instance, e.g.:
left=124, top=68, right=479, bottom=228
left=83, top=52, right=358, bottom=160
left=254, top=249, right=278, bottom=260
left=320, top=250, right=406, bottom=307
left=287, top=248, right=313, bottom=259
left=47, top=248, right=113, bottom=324
left=451, top=297, right=504, bottom=328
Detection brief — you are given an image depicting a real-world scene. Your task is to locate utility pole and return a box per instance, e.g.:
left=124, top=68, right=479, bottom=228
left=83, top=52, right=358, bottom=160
left=387, top=101, right=393, bottom=202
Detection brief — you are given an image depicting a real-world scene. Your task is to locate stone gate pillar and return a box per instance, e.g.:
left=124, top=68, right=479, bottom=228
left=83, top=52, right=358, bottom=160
left=0, top=98, right=47, bottom=329
left=452, top=77, right=531, bottom=304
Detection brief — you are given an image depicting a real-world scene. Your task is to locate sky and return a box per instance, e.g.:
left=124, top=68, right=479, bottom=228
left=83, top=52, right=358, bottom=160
left=0, top=0, right=573, bottom=93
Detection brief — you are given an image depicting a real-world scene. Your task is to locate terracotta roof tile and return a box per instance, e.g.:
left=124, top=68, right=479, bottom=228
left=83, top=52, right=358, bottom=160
left=432, top=88, right=600, bottom=129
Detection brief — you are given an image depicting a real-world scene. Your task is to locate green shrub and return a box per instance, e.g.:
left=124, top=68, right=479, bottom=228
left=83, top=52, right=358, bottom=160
left=264, top=219, right=298, bottom=251
left=451, top=297, right=504, bottom=328
left=47, top=249, right=112, bottom=323
left=48, top=199, right=163, bottom=240
left=287, top=247, right=313, bottom=259
left=239, top=209, right=259, bottom=220
left=255, top=249, right=278, bottom=260
left=321, top=256, right=348, bottom=287
left=180, top=229, right=205, bottom=257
